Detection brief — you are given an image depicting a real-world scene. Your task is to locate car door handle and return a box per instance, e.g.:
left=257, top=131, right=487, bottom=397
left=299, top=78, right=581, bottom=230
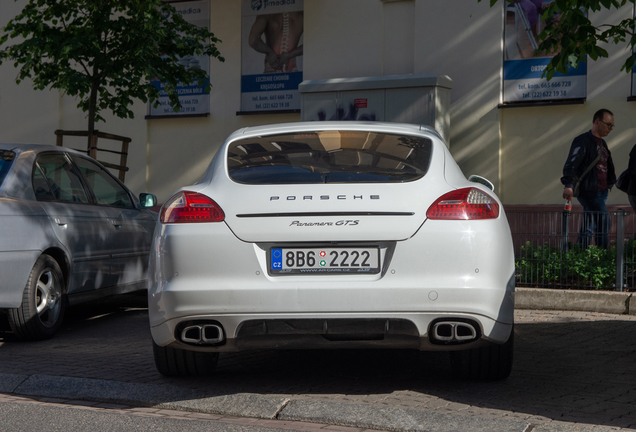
left=54, top=218, right=68, bottom=228
left=110, top=219, right=122, bottom=229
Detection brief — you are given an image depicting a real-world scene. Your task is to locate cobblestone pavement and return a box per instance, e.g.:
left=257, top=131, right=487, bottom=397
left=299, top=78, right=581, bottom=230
left=1, top=294, right=636, bottom=431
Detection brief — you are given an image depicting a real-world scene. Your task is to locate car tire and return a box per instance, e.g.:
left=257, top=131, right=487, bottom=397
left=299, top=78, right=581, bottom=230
left=152, top=341, right=219, bottom=376
left=8, top=254, right=65, bottom=341
left=450, top=326, right=514, bottom=381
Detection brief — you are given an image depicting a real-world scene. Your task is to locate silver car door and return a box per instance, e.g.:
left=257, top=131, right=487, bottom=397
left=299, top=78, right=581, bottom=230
left=33, top=153, right=115, bottom=292
left=70, top=155, right=154, bottom=287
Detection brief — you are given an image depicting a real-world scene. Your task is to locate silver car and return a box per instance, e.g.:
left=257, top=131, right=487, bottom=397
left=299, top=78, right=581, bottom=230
left=149, top=122, right=515, bottom=380
left=0, top=144, right=157, bottom=340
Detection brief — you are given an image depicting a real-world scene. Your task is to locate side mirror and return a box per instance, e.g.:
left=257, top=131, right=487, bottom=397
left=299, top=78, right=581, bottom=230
left=468, top=175, right=495, bottom=192
left=139, top=193, right=158, bottom=208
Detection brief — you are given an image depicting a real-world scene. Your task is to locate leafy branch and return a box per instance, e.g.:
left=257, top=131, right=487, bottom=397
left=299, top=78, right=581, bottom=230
left=482, top=0, right=636, bottom=79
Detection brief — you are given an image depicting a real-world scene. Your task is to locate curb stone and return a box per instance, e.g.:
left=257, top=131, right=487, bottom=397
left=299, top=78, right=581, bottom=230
left=14, top=375, right=288, bottom=419
left=3, top=373, right=622, bottom=432
left=515, top=287, right=635, bottom=315
left=1, top=373, right=535, bottom=432
left=278, top=399, right=530, bottom=432
left=0, top=373, right=28, bottom=393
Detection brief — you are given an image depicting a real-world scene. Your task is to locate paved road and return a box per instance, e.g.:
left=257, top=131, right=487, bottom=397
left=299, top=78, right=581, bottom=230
left=1, top=293, right=636, bottom=432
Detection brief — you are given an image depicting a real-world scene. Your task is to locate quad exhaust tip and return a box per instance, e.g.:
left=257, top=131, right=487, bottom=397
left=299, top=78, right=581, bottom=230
left=180, top=324, right=224, bottom=345
left=431, top=321, right=478, bottom=343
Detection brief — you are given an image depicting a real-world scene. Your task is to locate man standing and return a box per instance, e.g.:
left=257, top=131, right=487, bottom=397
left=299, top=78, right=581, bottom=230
left=561, top=109, right=617, bottom=248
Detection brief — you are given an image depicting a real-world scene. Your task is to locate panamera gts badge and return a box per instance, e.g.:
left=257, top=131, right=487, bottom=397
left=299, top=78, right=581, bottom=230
left=290, top=220, right=359, bottom=227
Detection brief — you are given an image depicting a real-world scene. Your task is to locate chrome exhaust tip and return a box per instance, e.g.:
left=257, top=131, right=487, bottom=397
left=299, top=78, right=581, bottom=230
left=180, top=324, right=225, bottom=345
left=181, top=325, right=203, bottom=344
left=202, top=324, right=224, bottom=343
left=432, top=321, right=478, bottom=343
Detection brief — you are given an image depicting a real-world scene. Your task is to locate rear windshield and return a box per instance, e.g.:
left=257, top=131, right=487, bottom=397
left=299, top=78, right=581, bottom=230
left=0, top=151, right=15, bottom=187
left=227, top=131, right=432, bottom=184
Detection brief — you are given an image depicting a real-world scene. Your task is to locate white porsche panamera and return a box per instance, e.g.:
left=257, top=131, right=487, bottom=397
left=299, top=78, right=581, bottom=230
left=149, top=121, right=515, bottom=380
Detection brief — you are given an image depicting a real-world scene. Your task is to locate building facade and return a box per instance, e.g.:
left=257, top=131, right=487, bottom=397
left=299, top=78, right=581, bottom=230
left=1, top=0, right=635, bottom=206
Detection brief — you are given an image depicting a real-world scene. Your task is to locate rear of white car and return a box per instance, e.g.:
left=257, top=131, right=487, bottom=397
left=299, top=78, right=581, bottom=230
left=149, top=122, right=515, bottom=379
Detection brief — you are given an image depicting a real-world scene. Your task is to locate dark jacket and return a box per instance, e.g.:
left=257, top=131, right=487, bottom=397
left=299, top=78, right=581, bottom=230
left=561, top=131, right=616, bottom=198
left=626, top=144, right=636, bottom=196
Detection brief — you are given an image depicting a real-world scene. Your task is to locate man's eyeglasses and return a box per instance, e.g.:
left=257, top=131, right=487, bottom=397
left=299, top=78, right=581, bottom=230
left=600, top=120, right=615, bottom=130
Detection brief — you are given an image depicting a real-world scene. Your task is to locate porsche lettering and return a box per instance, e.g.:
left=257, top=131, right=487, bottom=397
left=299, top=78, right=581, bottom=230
left=270, top=195, right=380, bottom=201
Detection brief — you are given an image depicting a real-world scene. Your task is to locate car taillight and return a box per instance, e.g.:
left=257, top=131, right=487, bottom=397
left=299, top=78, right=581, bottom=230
left=426, top=187, right=499, bottom=220
left=160, top=191, right=225, bottom=223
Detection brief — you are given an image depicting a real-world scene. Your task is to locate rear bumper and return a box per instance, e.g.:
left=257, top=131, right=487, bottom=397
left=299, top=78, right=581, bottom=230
left=149, top=277, right=514, bottom=352
left=149, top=218, right=515, bottom=351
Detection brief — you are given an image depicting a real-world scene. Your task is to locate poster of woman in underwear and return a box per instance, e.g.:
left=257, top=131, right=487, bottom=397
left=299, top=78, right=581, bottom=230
left=241, top=0, right=304, bottom=112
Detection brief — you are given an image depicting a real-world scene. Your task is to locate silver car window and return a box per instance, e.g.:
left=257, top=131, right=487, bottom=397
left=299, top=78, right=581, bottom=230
left=0, top=151, right=15, bottom=187
left=71, top=156, right=134, bottom=209
left=35, top=153, right=89, bottom=203
left=227, top=131, right=433, bottom=184
left=32, top=165, right=55, bottom=200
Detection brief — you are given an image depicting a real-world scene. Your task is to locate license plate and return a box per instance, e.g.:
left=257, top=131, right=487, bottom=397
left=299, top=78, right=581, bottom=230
left=270, top=247, right=380, bottom=275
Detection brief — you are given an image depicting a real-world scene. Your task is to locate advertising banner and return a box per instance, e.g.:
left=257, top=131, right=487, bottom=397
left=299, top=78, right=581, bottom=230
left=502, top=2, right=586, bottom=103
left=241, top=0, right=304, bottom=113
left=148, top=0, right=210, bottom=117
left=633, top=63, right=636, bottom=98
left=632, top=6, right=636, bottom=98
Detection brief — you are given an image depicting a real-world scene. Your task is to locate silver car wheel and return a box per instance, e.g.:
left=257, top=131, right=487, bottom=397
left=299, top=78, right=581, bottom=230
left=8, top=254, right=66, bottom=340
left=34, top=268, right=62, bottom=328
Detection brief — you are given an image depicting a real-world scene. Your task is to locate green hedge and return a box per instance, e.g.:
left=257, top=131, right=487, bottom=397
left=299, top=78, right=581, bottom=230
left=515, top=240, right=636, bottom=290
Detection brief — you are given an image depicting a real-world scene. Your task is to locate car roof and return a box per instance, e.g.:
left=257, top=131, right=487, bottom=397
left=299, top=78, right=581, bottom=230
left=226, top=121, right=444, bottom=142
left=0, top=143, right=86, bottom=156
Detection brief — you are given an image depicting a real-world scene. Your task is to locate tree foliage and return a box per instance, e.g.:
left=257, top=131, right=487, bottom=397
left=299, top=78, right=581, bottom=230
left=0, top=0, right=224, bottom=134
left=481, top=0, right=636, bottom=79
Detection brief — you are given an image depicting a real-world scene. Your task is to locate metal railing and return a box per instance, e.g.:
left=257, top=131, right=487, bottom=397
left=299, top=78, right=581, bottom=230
left=507, top=208, right=636, bottom=291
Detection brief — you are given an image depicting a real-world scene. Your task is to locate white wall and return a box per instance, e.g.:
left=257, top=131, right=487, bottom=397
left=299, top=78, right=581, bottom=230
left=304, top=1, right=383, bottom=79
left=414, top=0, right=503, bottom=195
left=0, top=1, right=59, bottom=146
